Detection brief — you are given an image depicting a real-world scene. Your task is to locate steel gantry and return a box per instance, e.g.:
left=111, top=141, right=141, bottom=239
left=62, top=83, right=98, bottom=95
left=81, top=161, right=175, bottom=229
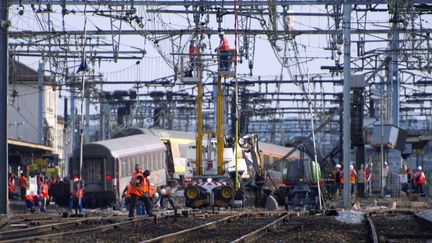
left=2, top=0, right=432, bottom=213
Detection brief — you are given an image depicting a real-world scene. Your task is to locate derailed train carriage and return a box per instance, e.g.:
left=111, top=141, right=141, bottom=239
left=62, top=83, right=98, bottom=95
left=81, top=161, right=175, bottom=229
left=68, top=134, right=168, bottom=208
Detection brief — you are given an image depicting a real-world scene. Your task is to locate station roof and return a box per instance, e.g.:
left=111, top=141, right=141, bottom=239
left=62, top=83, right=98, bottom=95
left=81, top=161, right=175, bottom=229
left=8, top=139, right=54, bottom=153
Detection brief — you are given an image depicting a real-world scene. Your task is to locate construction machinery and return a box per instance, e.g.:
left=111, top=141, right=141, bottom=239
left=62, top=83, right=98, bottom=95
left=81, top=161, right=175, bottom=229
left=239, top=134, right=323, bottom=211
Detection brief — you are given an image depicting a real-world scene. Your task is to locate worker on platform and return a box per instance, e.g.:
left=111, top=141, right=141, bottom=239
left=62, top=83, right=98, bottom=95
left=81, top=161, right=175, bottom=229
left=8, top=173, right=17, bottom=199
left=333, top=164, right=342, bottom=198
left=128, top=170, right=153, bottom=217
left=215, top=32, right=231, bottom=71
left=25, top=191, right=39, bottom=213
left=414, top=166, right=426, bottom=195
left=69, top=178, right=84, bottom=214
left=19, top=173, right=27, bottom=200
left=39, top=178, right=49, bottom=213
left=186, top=39, right=199, bottom=77
left=349, top=165, right=358, bottom=196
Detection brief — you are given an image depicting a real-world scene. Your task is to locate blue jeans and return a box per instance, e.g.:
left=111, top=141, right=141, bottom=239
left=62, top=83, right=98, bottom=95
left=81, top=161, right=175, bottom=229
left=25, top=196, right=39, bottom=209
left=69, top=197, right=83, bottom=213
left=219, top=51, right=231, bottom=71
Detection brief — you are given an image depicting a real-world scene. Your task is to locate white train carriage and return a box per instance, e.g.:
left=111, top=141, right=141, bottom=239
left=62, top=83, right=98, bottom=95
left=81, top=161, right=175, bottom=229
left=70, top=134, right=167, bottom=208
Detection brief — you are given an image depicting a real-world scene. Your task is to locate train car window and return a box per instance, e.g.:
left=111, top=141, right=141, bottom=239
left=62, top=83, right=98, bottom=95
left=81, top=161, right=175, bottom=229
left=126, top=158, right=131, bottom=176
left=178, top=144, right=189, bottom=158
left=120, top=160, right=123, bottom=177
left=149, top=153, right=154, bottom=171
left=140, top=154, right=144, bottom=169
left=141, top=154, right=145, bottom=170
left=145, top=153, right=150, bottom=171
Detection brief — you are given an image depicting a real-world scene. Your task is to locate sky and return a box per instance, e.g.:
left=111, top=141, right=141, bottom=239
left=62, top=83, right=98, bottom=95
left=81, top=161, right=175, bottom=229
left=7, top=2, right=432, bottom=126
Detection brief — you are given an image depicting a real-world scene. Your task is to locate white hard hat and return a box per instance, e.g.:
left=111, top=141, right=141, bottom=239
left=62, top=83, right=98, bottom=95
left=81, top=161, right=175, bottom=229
left=350, top=165, right=354, bottom=170
left=207, top=178, right=213, bottom=183
left=418, top=166, right=422, bottom=171
left=336, top=164, right=341, bottom=168
left=161, top=188, right=166, bottom=195
left=219, top=31, right=225, bottom=36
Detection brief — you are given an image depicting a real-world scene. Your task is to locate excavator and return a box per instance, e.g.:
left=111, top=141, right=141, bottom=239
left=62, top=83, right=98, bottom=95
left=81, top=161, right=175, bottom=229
left=238, top=134, right=280, bottom=209
left=238, top=134, right=323, bottom=211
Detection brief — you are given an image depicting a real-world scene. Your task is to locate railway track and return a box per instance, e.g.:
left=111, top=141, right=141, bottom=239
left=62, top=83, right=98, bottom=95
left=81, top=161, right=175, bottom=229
left=366, top=209, right=432, bottom=243
left=0, top=216, right=140, bottom=243
left=142, top=211, right=294, bottom=243
left=258, top=212, right=370, bottom=242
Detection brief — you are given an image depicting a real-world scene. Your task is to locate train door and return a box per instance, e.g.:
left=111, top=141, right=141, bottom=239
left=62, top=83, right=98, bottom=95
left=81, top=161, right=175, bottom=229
left=83, top=158, right=105, bottom=191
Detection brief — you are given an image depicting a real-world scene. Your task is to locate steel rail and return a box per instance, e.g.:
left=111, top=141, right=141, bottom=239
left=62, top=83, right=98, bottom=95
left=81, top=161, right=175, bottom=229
left=366, top=214, right=378, bottom=243
left=231, top=213, right=287, bottom=242
left=231, top=212, right=310, bottom=242
left=0, top=218, right=89, bottom=241
left=141, top=213, right=242, bottom=243
left=0, top=217, right=144, bottom=243
left=366, top=209, right=432, bottom=243
left=141, top=211, right=286, bottom=243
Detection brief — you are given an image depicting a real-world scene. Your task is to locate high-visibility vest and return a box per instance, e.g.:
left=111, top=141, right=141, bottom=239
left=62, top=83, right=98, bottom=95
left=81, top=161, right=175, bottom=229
left=219, top=36, right=230, bottom=51
left=40, top=183, right=49, bottom=198
left=143, top=177, right=150, bottom=193
left=350, top=171, right=357, bottom=184
left=129, top=173, right=145, bottom=197
left=8, top=179, right=15, bottom=193
left=25, top=194, right=36, bottom=205
left=73, top=184, right=84, bottom=199
left=19, top=176, right=27, bottom=188
left=415, top=172, right=426, bottom=185
left=189, top=45, right=199, bottom=59
left=124, top=184, right=132, bottom=198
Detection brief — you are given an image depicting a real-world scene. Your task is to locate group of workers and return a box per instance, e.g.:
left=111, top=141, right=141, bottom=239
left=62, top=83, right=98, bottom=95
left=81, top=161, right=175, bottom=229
left=8, top=171, right=84, bottom=214
left=8, top=172, right=52, bottom=213
left=123, top=164, right=176, bottom=218
left=333, top=162, right=427, bottom=198
left=186, top=31, right=232, bottom=77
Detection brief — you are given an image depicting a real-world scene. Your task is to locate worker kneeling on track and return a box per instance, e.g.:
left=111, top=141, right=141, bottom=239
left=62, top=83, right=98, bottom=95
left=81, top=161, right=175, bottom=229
left=128, top=170, right=153, bottom=217
left=25, top=191, right=40, bottom=213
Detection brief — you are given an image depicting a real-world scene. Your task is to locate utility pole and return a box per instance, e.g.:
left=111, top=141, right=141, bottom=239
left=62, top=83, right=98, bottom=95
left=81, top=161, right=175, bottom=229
left=342, top=1, right=352, bottom=209
left=216, top=75, right=224, bottom=175
left=0, top=0, right=8, bottom=215
left=38, top=62, right=44, bottom=144
left=196, top=57, right=203, bottom=176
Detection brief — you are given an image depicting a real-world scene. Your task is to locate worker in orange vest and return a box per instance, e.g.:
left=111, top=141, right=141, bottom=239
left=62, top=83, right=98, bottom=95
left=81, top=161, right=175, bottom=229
left=340, top=165, right=358, bottom=196
left=69, top=178, right=84, bottom=214
left=25, top=191, right=39, bottom=213
left=39, top=179, right=49, bottom=213
left=8, top=173, right=16, bottom=199
left=186, top=39, right=199, bottom=77
left=19, top=173, right=27, bottom=200
left=216, top=32, right=231, bottom=71
left=414, top=166, right=426, bottom=195
left=128, top=170, right=153, bottom=217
